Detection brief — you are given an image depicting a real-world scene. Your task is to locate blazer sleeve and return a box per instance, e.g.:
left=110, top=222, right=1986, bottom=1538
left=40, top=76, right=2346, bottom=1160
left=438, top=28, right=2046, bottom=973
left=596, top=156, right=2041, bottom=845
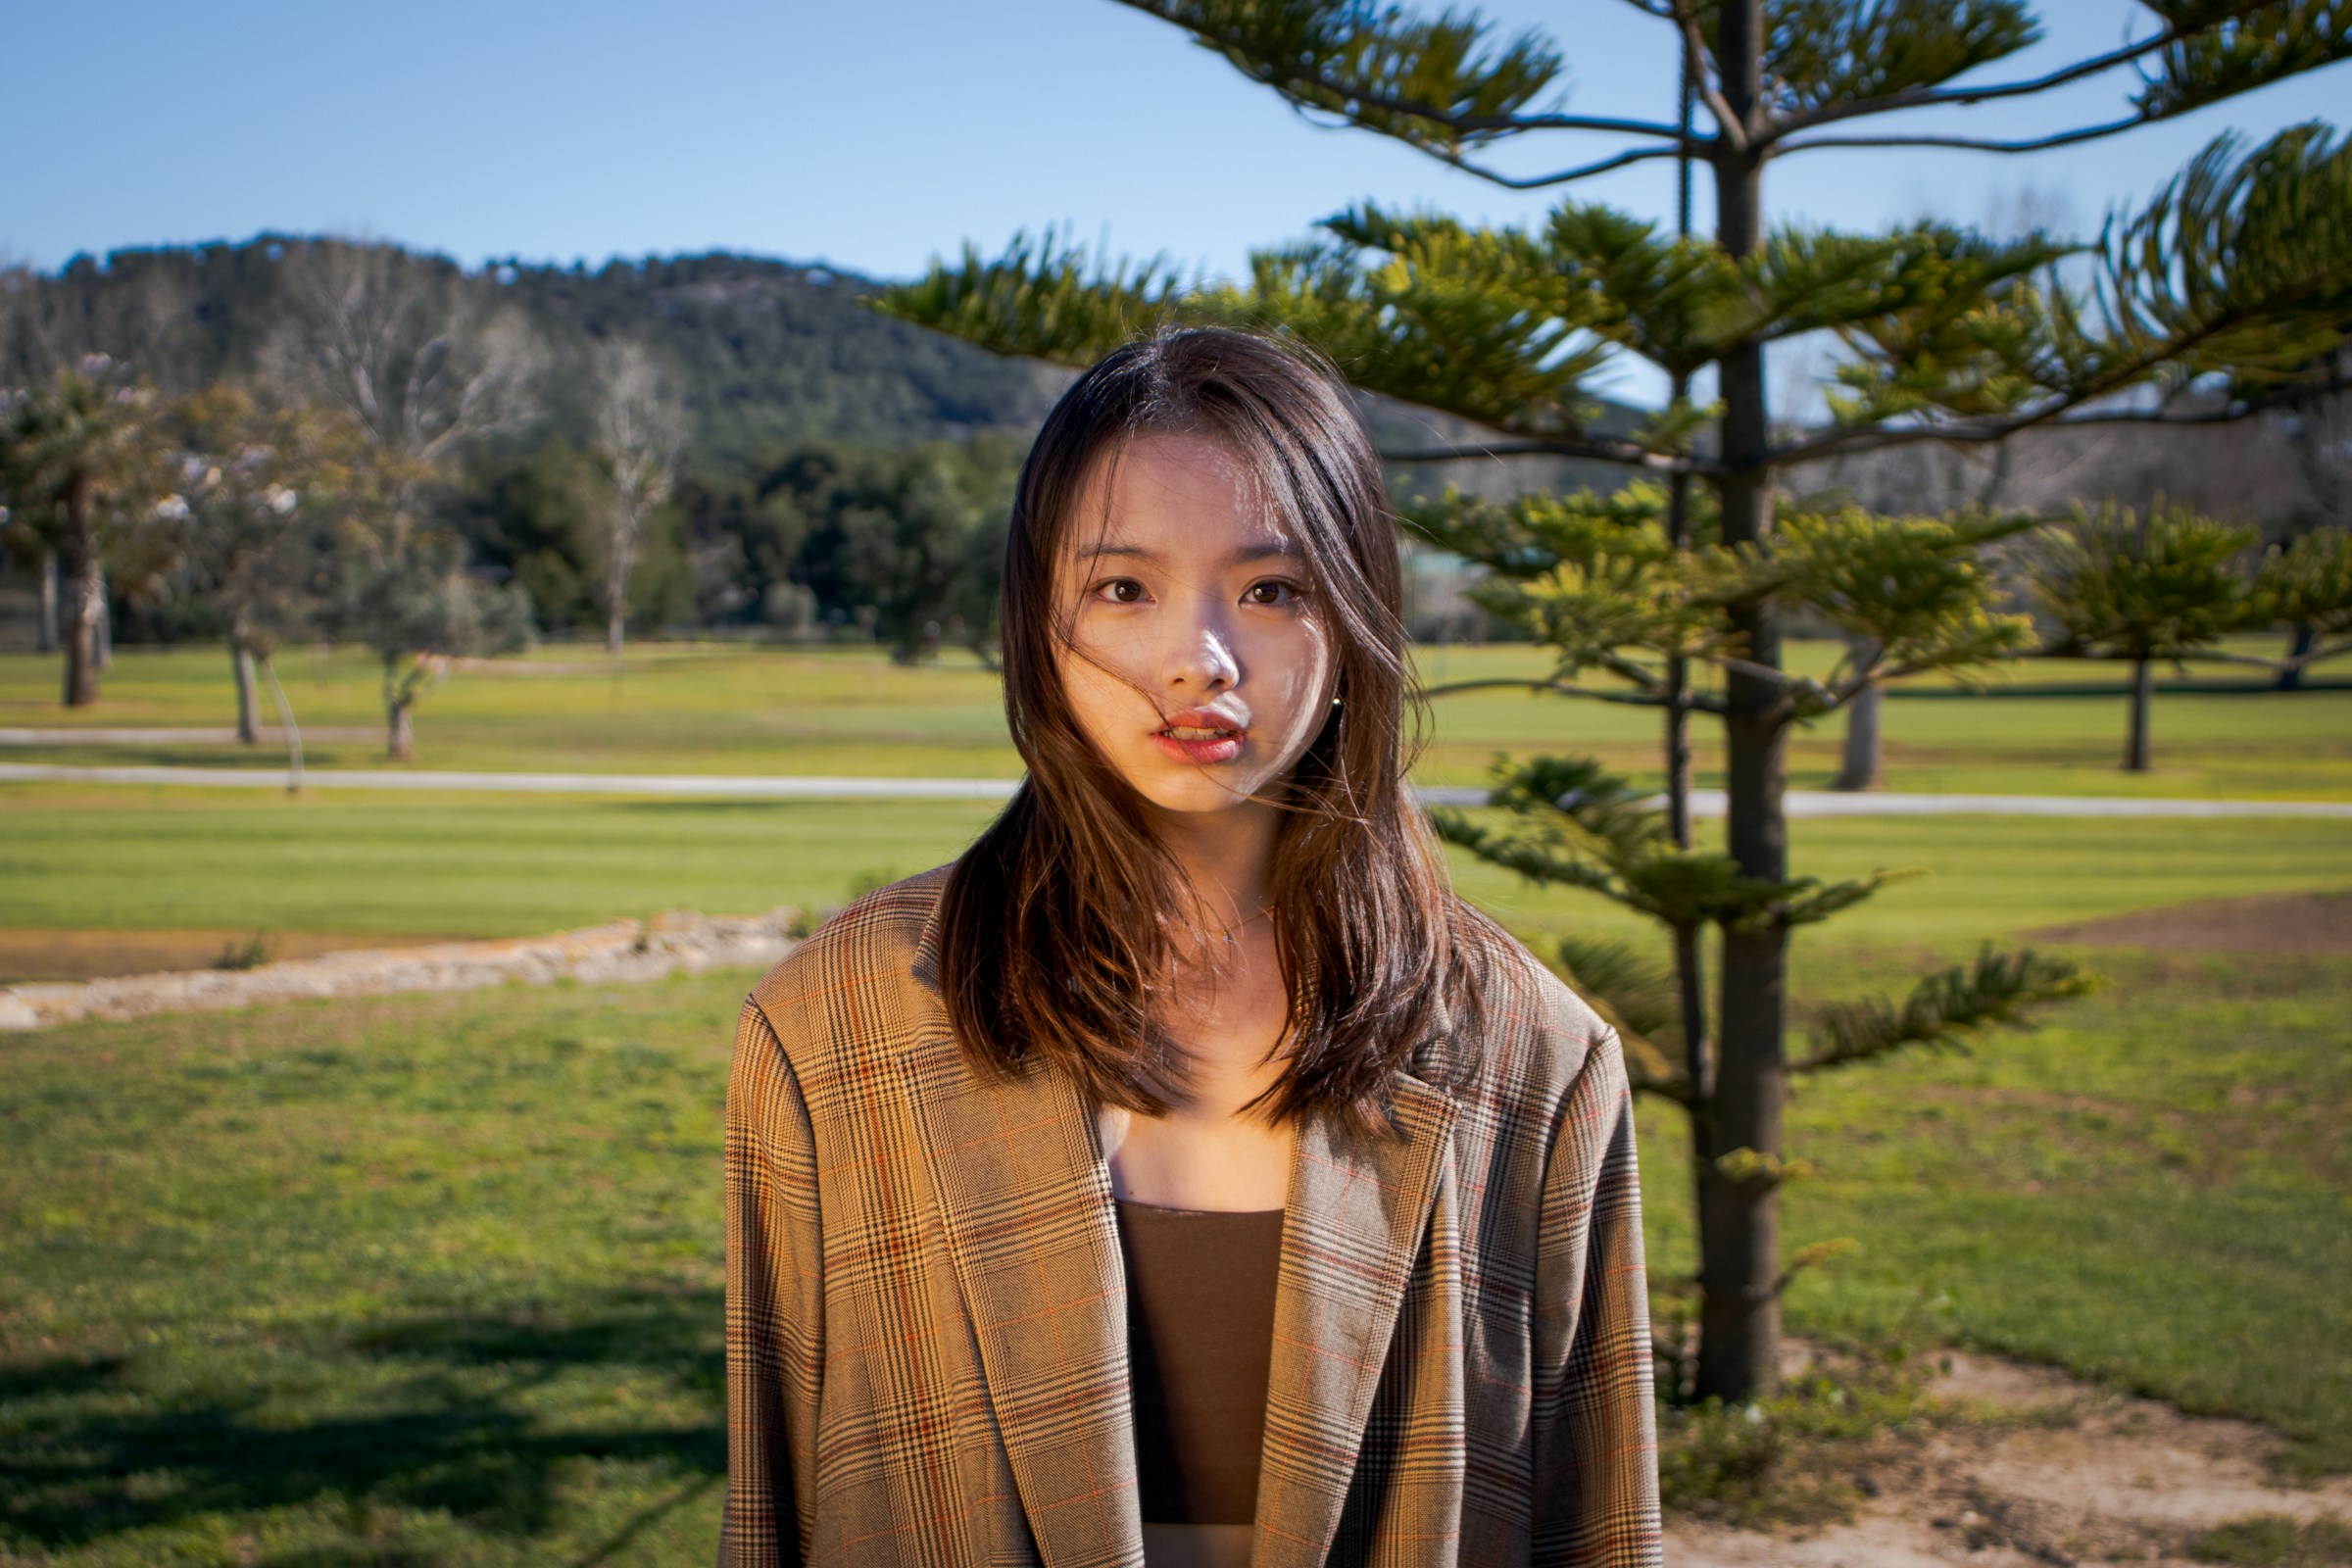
left=1529, top=1025, right=1664, bottom=1568
left=720, top=997, right=825, bottom=1568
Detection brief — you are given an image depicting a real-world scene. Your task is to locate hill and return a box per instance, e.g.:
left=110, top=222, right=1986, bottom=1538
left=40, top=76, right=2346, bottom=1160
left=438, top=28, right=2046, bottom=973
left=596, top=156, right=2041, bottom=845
left=1, top=236, right=1067, bottom=478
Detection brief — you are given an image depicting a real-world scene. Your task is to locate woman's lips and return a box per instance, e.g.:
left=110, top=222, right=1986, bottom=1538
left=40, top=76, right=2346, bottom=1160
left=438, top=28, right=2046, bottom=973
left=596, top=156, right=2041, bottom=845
left=1152, top=716, right=1246, bottom=765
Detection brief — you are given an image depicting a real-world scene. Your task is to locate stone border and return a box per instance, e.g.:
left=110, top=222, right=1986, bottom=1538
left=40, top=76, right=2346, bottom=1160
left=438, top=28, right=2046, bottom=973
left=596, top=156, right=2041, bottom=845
left=0, top=910, right=805, bottom=1031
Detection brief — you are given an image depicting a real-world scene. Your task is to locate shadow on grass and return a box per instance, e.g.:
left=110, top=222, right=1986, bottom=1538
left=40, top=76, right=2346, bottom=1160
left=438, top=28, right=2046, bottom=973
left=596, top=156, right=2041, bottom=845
left=0, top=1291, right=722, bottom=1553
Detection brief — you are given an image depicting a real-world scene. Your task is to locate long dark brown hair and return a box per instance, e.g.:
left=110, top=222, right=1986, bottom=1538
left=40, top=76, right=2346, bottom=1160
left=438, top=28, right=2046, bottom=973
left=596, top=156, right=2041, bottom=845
left=938, top=326, right=1500, bottom=1137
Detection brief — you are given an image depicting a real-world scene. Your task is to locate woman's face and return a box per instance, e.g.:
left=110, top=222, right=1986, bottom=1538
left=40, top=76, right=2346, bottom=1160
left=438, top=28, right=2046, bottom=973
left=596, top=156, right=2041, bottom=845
left=1054, top=429, right=1338, bottom=819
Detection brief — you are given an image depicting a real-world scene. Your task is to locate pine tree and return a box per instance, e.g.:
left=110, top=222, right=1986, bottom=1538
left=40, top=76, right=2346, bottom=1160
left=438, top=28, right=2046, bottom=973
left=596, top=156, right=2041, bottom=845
left=875, top=1, right=2352, bottom=1400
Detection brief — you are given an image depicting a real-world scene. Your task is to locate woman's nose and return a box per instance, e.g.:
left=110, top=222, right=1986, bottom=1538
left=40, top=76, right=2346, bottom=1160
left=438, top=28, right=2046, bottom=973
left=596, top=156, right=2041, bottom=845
left=1162, top=609, right=1239, bottom=693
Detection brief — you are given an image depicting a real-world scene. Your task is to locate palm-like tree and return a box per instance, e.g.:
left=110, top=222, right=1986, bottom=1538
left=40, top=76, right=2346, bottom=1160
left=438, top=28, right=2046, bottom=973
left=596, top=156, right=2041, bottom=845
left=0, top=359, right=164, bottom=706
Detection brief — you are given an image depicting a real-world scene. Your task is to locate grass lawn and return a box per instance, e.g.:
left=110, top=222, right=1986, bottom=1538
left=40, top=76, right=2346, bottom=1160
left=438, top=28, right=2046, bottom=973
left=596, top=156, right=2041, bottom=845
left=1, top=979, right=740, bottom=1567
left=1638, top=945, right=2352, bottom=1481
left=5, top=640, right=2349, bottom=1559
left=3, top=939, right=2346, bottom=1563
left=5, top=639, right=2348, bottom=798
left=6, top=783, right=2349, bottom=952
left=0, top=787, right=1004, bottom=946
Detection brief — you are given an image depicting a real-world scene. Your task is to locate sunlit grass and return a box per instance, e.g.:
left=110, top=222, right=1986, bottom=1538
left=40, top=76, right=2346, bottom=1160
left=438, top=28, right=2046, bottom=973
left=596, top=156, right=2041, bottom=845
left=3, top=941, right=2345, bottom=1563
left=6, top=640, right=2347, bottom=796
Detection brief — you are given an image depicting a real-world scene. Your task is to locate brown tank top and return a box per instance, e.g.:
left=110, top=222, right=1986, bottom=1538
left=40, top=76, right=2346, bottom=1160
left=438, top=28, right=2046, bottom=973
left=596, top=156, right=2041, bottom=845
left=1112, top=1199, right=1286, bottom=1527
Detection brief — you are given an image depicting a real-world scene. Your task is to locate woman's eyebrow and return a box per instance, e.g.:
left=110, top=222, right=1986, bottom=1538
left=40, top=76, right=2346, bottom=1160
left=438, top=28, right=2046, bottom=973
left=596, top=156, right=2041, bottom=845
left=1083, top=539, right=1300, bottom=564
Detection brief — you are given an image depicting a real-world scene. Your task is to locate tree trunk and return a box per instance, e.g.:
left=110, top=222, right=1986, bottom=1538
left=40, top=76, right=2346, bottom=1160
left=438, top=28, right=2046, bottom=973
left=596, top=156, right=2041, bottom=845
left=261, top=655, right=305, bottom=795
left=387, top=697, right=416, bottom=762
left=56, top=479, right=102, bottom=708
left=1663, top=411, right=1696, bottom=851
left=1835, top=674, right=1882, bottom=791
left=607, top=499, right=638, bottom=659
left=2275, top=624, right=2314, bottom=692
left=1695, top=0, right=1789, bottom=1405
left=384, top=653, right=416, bottom=762
left=232, top=641, right=261, bottom=744
left=2125, top=657, right=2154, bottom=771
left=1673, top=916, right=1716, bottom=1398
left=36, top=550, right=59, bottom=654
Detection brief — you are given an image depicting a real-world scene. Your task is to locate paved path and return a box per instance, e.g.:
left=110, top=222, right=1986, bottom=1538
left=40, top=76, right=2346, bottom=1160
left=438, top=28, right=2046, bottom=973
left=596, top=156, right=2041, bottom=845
left=0, top=727, right=378, bottom=745
left=4, top=761, right=2349, bottom=817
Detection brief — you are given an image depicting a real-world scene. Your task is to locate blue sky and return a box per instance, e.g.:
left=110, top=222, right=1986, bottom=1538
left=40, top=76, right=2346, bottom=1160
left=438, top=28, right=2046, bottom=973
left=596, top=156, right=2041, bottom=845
left=8, top=0, right=2343, bottom=294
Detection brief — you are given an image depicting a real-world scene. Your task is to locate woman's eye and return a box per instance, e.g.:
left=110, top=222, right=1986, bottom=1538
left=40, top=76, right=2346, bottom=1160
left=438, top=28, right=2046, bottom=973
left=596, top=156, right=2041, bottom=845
left=1094, top=578, right=1148, bottom=605
left=1244, top=579, right=1302, bottom=607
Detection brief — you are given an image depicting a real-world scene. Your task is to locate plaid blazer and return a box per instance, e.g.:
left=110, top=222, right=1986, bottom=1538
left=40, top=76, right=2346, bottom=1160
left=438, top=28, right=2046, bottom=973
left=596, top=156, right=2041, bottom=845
left=722, top=867, right=1660, bottom=1567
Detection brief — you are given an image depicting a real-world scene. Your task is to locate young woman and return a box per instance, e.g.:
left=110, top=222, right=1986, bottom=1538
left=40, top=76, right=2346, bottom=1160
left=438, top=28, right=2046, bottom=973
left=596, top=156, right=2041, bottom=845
left=722, top=327, right=1661, bottom=1568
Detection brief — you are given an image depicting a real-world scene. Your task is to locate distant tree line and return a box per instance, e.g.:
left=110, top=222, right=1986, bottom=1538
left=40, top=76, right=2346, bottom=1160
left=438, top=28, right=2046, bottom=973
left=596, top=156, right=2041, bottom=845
left=0, top=238, right=1046, bottom=759
left=2, top=231, right=2346, bottom=780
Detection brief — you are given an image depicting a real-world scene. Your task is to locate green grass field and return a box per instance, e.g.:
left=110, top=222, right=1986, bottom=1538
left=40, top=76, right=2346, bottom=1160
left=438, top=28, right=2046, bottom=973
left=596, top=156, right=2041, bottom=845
left=3, top=640, right=2349, bottom=1560
left=6, top=638, right=2349, bottom=797
left=3, top=941, right=2345, bottom=1563
left=4, top=785, right=2350, bottom=947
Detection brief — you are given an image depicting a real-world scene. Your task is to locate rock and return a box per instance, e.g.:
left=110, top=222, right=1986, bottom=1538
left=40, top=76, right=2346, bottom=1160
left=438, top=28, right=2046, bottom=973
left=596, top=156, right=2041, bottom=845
left=0, top=910, right=806, bottom=1030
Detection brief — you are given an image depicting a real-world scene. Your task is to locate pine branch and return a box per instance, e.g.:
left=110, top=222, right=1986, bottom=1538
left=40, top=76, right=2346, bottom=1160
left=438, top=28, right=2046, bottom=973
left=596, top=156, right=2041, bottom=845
left=1785, top=126, right=2352, bottom=466
left=1764, top=14, right=2220, bottom=137
left=868, top=230, right=1189, bottom=368
left=1415, top=675, right=1687, bottom=710
left=1773, top=375, right=2352, bottom=465
left=1777, top=115, right=2153, bottom=158
left=1419, top=141, right=1693, bottom=192
left=2135, top=0, right=2352, bottom=121
left=1540, top=932, right=1690, bottom=1102
left=1773, top=1238, right=1862, bottom=1298
left=1428, top=807, right=1629, bottom=902
left=1378, top=437, right=1708, bottom=474
left=1793, top=946, right=2098, bottom=1073
left=1108, top=0, right=1695, bottom=149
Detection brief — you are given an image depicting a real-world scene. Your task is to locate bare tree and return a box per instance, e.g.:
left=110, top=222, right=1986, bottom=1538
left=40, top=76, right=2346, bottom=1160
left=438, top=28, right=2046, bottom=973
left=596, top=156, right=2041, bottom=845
left=264, top=240, right=541, bottom=532
left=165, top=387, right=356, bottom=743
left=590, top=338, right=686, bottom=657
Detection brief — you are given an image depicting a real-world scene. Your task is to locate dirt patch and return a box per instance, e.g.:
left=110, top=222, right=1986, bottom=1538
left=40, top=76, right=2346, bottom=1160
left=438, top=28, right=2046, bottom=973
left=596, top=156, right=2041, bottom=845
left=2031, top=889, right=2352, bottom=956
left=1672, top=1348, right=2352, bottom=1567
left=0, top=928, right=463, bottom=984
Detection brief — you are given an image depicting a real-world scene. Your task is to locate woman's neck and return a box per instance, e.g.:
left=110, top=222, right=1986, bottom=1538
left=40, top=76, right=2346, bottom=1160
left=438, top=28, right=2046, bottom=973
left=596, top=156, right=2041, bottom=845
left=1148, top=798, right=1279, bottom=937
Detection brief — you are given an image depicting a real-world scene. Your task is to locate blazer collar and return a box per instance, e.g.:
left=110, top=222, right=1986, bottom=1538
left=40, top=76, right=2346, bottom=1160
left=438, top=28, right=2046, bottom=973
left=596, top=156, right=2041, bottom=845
left=898, top=890, right=1460, bottom=1568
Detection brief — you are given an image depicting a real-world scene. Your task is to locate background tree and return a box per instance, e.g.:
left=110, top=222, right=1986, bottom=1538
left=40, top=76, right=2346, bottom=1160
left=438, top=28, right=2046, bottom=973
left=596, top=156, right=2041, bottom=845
left=163, top=386, right=359, bottom=744
left=0, top=496, right=60, bottom=654
left=2254, top=519, right=2352, bottom=690
left=879, top=0, right=2352, bottom=1400
left=264, top=240, right=543, bottom=532
left=589, top=337, right=688, bottom=657
left=257, top=242, right=543, bottom=759
left=343, top=531, right=534, bottom=762
left=0, top=358, right=166, bottom=705
left=763, top=436, right=1024, bottom=662
left=2027, top=501, right=2257, bottom=771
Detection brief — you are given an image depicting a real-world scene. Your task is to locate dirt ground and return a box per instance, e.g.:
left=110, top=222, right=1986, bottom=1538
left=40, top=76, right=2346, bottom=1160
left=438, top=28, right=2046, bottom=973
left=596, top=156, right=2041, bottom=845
left=1672, top=1349, right=2352, bottom=1567
left=0, top=927, right=458, bottom=984
left=2032, top=888, right=2352, bottom=955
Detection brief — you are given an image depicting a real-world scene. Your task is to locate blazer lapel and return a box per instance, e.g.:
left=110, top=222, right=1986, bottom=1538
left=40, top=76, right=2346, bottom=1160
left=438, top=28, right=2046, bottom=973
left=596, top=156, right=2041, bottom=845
left=1253, top=1072, right=1460, bottom=1568
left=898, top=1020, right=1145, bottom=1567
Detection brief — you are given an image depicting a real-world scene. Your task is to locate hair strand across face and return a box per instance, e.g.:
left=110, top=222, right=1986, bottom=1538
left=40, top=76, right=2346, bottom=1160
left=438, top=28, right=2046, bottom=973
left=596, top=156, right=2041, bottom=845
left=938, top=325, right=1501, bottom=1138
